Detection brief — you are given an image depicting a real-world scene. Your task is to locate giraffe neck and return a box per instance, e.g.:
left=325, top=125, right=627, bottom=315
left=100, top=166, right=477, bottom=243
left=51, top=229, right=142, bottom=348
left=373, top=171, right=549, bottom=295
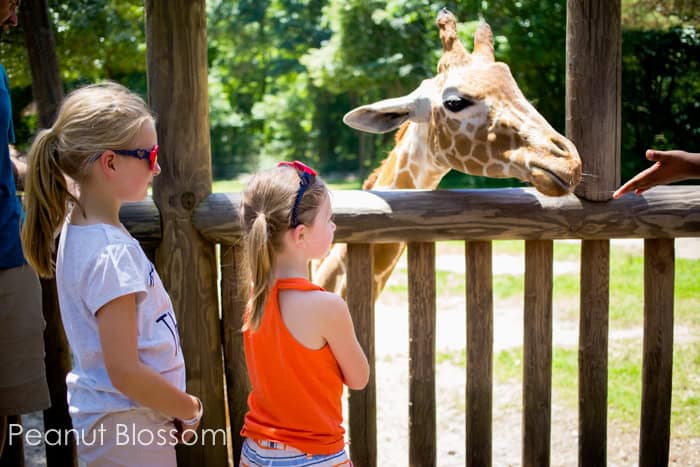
left=365, top=122, right=450, bottom=190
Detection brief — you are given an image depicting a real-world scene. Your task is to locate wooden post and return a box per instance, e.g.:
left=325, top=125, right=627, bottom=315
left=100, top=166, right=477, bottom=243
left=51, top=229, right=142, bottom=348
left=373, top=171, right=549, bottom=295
left=407, top=242, right=436, bottom=467
left=347, top=243, right=376, bottom=467
left=221, top=245, right=250, bottom=466
left=578, top=240, right=609, bottom=466
left=639, top=239, right=674, bottom=467
left=523, top=240, right=553, bottom=467
left=566, top=0, right=621, bottom=201
left=465, top=241, right=493, bottom=467
left=145, top=2, right=227, bottom=466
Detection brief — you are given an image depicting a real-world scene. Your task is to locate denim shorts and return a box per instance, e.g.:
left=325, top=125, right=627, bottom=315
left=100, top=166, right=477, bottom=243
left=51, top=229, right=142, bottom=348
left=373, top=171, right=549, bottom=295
left=240, top=437, right=352, bottom=467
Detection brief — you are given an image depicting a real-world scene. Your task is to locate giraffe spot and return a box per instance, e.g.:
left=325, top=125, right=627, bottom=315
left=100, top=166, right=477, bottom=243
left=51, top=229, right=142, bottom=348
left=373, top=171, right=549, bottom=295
left=486, top=164, right=504, bottom=177
left=465, top=158, right=483, bottom=175
left=475, top=126, right=488, bottom=142
left=395, top=170, right=414, bottom=188
left=447, top=118, right=461, bottom=132
left=472, top=144, right=488, bottom=164
left=490, top=133, right=513, bottom=158
left=466, top=123, right=475, bottom=133
left=439, top=125, right=452, bottom=150
left=455, top=134, right=472, bottom=155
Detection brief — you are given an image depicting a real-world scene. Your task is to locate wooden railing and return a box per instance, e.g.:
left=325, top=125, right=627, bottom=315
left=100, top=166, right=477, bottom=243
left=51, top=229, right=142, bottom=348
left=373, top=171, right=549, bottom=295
left=120, top=185, right=700, bottom=466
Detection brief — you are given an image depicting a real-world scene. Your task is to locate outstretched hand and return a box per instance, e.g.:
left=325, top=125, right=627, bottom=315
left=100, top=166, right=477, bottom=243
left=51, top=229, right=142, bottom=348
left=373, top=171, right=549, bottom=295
left=613, top=149, right=700, bottom=199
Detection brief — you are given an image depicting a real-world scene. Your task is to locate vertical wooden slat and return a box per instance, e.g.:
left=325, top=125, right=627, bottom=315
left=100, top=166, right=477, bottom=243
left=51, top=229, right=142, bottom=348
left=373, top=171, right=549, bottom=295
left=566, top=0, right=621, bottom=201
left=639, top=239, right=674, bottom=467
left=407, top=242, right=436, bottom=467
left=465, top=241, right=493, bottom=467
left=523, top=240, right=553, bottom=467
left=221, top=245, right=250, bottom=467
left=145, top=2, right=226, bottom=466
left=346, top=244, right=376, bottom=467
left=578, top=240, right=609, bottom=466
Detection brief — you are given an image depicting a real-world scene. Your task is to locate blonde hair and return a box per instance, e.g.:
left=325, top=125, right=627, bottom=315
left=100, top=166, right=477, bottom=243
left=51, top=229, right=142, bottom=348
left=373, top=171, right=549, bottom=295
left=21, top=82, right=154, bottom=277
left=240, top=165, right=328, bottom=331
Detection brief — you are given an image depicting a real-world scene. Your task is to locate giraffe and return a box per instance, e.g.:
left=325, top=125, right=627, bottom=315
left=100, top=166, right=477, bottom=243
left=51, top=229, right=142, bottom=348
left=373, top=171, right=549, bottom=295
left=314, top=9, right=582, bottom=298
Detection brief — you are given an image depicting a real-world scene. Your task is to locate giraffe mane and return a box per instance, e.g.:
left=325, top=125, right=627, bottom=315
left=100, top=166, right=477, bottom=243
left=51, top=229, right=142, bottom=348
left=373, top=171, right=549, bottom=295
left=362, top=121, right=411, bottom=190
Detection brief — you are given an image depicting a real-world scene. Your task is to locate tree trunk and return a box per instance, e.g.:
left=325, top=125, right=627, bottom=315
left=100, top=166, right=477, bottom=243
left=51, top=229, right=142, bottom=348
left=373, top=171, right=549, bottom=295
left=20, top=0, right=62, bottom=129
left=20, top=3, right=75, bottom=466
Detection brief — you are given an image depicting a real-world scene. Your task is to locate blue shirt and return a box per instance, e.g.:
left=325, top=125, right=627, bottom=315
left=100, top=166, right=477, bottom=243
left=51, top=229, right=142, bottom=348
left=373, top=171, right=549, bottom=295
left=0, top=63, right=25, bottom=269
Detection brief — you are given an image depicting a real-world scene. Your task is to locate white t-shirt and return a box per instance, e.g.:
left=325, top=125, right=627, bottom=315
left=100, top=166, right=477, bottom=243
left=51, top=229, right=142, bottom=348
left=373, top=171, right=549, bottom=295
left=56, top=222, right=186, bottom=432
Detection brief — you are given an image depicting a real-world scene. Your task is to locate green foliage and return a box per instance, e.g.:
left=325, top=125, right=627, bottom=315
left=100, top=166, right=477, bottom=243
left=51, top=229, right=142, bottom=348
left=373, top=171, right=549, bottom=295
left=621, top=26, right=700, bottom=181
left=2, top=1, right=698, bottom=184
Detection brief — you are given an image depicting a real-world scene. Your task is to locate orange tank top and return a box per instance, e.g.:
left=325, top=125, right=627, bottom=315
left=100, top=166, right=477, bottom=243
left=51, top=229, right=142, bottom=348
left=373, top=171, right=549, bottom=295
left=240, top=277, right=345, bottom=455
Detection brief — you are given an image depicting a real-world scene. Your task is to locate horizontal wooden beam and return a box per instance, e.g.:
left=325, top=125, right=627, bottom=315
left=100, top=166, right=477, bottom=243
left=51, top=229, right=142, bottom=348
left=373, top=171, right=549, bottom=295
left=194, top=186, right=700, bottom=243
left=120, top=187, right=700, bottom=244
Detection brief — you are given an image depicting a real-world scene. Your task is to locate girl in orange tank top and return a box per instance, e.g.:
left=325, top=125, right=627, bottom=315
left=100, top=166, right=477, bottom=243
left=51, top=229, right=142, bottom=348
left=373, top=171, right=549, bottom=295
left=238, top=161, right=369, bottom=466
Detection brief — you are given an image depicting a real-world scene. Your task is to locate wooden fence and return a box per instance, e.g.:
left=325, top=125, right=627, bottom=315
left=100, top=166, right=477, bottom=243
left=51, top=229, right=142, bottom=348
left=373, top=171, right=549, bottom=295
left=123, top=184, right=700, bottom=466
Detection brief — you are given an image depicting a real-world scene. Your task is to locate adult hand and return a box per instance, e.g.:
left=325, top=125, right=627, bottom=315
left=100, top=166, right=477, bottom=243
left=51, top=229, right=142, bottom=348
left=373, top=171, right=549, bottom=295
left=613, top=149, right=700, bottom=199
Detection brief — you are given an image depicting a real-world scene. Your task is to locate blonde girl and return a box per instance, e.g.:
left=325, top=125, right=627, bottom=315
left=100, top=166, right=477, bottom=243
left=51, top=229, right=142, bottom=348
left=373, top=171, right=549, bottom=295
left=21, top=82, right=202, bottom=466
left=238, top=161, right=369, bottom=466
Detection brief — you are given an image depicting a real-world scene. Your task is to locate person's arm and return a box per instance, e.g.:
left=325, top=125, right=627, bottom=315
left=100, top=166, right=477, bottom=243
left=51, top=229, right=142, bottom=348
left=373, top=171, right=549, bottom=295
left=320, top=294, right=370, bottom=390
left=613, top=149, right=700, bottom=199
left=96, top=293, right=201, bottom=439
left=11, top=154, right=26, bottom=191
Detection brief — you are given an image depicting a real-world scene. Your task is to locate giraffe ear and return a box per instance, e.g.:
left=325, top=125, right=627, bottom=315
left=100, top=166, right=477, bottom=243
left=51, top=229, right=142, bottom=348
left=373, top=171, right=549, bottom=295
left=343, top=94, right=431, bottom=134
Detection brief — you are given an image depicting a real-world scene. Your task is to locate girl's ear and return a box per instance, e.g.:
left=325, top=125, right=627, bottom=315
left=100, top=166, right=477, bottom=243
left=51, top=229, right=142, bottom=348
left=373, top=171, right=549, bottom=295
left=96, top=150, right=117, bottom=176
left=290, top=224, right=306, bottom=248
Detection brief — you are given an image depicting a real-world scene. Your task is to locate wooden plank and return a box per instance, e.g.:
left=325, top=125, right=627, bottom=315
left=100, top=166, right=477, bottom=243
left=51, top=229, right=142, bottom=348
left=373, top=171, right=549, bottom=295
left=523, top=240, right=553, bottom=467
left=639, top=239, right=674, bottom=467
left=465, top=241, right=493, bottom=467
left=144, top=2, right=226, bottom=466
left=191, top=187, right=700, bottom=245
left=346, top=244, right=376, bottom=467
left=578, top=240, right=609, bottom=466
left=221, top=245, right=250, bottom=466
left=407, top=242, right=436, bottom=467
left=566, top=0, right=621, bottom=201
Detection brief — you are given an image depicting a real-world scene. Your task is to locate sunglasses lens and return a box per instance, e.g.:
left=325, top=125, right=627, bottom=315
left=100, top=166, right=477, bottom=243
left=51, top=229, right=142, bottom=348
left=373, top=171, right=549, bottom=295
left=150, top=146, right=158, bottom=171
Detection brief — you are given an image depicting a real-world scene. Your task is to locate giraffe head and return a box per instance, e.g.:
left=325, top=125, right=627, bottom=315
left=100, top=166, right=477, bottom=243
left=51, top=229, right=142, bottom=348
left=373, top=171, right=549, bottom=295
left=343, top=9, right=581, bottom=196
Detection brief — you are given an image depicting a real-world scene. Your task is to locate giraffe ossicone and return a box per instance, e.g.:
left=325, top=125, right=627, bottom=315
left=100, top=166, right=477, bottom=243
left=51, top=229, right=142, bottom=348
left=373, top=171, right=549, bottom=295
left=314, top=9, right=582, bottom=299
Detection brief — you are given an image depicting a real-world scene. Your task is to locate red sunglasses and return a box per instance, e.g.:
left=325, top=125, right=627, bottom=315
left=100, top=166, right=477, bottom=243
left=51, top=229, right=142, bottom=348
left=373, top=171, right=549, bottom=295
left=114, top=144, right=159, bottom=171
left=277, top=160, right=318, bottom=227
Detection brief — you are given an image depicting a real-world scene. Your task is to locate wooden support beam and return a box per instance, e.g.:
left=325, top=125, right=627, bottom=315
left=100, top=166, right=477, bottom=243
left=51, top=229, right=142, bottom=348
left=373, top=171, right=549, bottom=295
left=465, top=241, right=493, bottom=467
left=407, top=242, right=436, bottom=467
left=639, top=239, right=674, bottom=467
left=347, top=244, right=376, bottom=467
left=191, top=187, right=700, bottom=244
left=523, top=240, right=553, bottom=467
left=566, top=0, right=621, bottom=201
left=144, top=2, right=226, bottom=466
left=578, top=240, right=609, bottom=466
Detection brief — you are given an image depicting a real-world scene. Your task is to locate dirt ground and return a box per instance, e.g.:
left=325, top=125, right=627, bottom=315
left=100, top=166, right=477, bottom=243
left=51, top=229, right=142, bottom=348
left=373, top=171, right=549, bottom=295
left=19, top=239, right=700, bottom=466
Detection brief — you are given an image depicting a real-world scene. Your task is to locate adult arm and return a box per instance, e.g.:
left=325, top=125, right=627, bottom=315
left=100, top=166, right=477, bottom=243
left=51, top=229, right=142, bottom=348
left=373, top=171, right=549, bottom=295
left=613, top=149, right=700, bottom=199
left=11, top=154, right=25, bottom=191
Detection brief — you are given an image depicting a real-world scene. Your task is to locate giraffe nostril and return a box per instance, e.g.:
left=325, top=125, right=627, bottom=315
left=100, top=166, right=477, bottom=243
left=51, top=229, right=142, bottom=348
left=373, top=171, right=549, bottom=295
left=550, top=137, right=570, bottom=157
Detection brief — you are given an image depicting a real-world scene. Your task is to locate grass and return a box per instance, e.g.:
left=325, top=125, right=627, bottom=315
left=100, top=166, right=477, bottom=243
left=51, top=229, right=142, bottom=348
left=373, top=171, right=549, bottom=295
left=212, top=175, right=362, bottom=193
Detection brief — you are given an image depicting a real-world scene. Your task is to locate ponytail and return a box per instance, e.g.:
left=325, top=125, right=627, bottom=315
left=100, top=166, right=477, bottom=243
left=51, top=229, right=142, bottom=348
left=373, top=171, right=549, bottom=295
left=243, top=213, right=276, bottom=331
left=21, top=129, right=76, bottom=278
left=240, top=165, right=328, bottom=331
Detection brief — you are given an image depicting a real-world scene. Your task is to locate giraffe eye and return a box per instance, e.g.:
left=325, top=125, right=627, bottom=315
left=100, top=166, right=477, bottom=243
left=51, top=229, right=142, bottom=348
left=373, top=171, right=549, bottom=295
left=443, top=96, right=474, bottom=113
